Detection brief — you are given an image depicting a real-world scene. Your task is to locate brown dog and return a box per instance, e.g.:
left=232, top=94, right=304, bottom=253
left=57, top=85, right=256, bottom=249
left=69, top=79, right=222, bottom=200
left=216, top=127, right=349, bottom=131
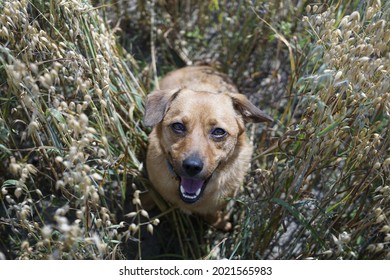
left=144, top=66, right=272, bottom=230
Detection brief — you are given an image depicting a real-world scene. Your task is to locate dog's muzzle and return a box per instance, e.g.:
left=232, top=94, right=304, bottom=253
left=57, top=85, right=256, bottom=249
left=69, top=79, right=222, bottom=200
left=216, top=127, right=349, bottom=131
left=166, top=156, right=211, bottom=204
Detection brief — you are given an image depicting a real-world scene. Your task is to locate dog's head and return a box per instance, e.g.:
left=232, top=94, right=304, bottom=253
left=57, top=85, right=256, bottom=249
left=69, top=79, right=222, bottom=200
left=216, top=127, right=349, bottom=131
left=144, top=88, right=272, bottom=204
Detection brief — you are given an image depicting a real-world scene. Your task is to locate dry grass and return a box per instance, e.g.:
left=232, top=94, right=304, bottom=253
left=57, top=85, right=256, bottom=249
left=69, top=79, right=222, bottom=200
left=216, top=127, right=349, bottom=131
left=0, top=0, right=149, bottom=259
left=0, top=0, right=389, bottom=259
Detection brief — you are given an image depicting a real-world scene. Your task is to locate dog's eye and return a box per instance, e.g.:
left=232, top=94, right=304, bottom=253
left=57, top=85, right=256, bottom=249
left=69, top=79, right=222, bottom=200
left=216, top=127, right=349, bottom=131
left=211, top=127, right=227, bottom=139
left=171, top=122, right=186, bottom=134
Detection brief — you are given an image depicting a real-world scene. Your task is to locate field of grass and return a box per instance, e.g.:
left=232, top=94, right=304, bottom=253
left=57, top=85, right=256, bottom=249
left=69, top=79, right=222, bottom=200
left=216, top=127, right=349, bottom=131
left=0, top=0, right=389, bottom=259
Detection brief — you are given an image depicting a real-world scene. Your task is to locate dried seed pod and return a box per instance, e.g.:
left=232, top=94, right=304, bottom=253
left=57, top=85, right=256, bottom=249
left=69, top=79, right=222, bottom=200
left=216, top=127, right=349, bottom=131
left=147, top=224, right=154, bottom=235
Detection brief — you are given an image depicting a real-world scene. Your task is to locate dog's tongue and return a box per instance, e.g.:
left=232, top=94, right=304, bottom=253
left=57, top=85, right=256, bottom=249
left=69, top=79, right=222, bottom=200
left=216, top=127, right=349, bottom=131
left=180, top=177, right=204, bottom=194
left=179, top=177, right=205, bottom=203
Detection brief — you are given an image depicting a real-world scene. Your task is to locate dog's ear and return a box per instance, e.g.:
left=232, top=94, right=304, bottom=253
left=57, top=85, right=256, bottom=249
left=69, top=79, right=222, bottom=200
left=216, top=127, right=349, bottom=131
left=144, top=88, right=181, bottom=127
left=230, top=93, right=273, bottom=123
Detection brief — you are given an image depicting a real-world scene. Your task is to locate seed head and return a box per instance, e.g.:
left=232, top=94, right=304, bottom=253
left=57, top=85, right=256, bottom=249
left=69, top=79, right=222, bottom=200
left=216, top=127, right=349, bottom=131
left=14, top=187, right=23, bottom=198
left=152, top=218, right=160, bottom=226
left=129, top=223, right=138, bottom=234
left=147, top=224, right=154, bottom=235
left=374, top=207, right=383, bottom=216
left=373, top=162, right=381, bottom=170
left=132, top=198, right=141, bottom=206
left=350, top=11, right=360, bottom=22
left=376, top=214, right=385, bottom=224
left=140, top=210, right=149, bottom=219
left=375, top=243, right=384, bottom=253
left=125, top=212, right=137, bottom=218
left=380, top=225, right=390, bottom=233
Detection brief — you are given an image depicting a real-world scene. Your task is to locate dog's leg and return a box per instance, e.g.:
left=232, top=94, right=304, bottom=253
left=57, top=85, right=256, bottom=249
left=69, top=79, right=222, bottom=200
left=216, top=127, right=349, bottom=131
left=205, top=211, right=232, bottom=231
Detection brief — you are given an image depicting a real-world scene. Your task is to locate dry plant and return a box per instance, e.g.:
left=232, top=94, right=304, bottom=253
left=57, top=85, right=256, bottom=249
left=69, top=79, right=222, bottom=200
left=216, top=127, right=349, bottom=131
left=0, top=0, right=388, bottom=260
left=0, top=0, right=152, bottom=259
left=223, top=0, right=389, bottom=259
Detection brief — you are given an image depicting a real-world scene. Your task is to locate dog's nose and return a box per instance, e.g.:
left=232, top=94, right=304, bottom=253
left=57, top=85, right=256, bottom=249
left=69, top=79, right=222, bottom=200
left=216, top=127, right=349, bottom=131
left=182, top=156, right=204, bottom=177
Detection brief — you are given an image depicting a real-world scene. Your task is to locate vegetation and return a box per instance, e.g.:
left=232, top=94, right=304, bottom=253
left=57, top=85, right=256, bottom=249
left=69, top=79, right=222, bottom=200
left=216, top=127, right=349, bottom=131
left=0, top=0, right=388, bottom=259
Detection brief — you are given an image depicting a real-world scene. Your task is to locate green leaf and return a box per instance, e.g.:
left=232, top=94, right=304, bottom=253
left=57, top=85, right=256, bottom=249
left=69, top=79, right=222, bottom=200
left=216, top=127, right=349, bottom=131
left=208, top=0, right=219, bottom=11
left=0, top=144, right=11, bottom=157
left=47, top=108, right=66, bottom=125
left=2, top=179, right=18, bottom=188
left=317, top=117, right=343, bottom=137
left=273, top=198, right=325, bottom=247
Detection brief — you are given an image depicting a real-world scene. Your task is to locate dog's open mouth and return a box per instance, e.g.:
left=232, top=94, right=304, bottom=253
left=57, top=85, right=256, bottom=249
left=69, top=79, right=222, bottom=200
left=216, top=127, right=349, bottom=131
left=179, top=177, right=208, bottom=204
left=166, top=159, right=211, bottom=204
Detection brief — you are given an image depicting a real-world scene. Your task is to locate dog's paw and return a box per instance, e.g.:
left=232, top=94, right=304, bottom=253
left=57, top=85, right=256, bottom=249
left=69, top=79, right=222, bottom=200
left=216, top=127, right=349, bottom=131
left=214, top=219, right=232, bottom=232
left=207, top=211, right=232, bottom=231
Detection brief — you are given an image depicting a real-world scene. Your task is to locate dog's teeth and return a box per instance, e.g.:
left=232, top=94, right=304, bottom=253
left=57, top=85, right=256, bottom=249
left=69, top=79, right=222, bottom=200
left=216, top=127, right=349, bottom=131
left=180, top=185, right=200, bottom=199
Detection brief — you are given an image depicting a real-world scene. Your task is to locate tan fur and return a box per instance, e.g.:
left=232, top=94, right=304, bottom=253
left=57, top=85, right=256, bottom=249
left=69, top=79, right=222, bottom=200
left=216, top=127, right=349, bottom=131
left=144, top=66, right=272, bottom=230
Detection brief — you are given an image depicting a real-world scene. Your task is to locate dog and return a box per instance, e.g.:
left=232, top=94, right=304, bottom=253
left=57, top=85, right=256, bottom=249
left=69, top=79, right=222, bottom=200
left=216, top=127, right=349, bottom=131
left=144, top=66, right=272, bottom=230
